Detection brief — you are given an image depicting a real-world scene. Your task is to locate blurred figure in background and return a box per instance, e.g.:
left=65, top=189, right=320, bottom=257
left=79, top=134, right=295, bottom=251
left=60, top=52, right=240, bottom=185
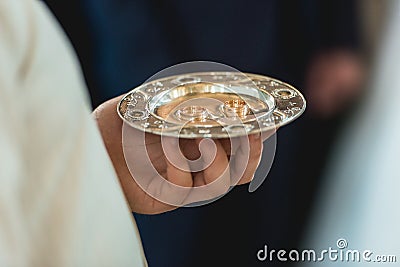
left=302, top=1, right=400, bottom=266
left=43, top=0, right=366, bottom=266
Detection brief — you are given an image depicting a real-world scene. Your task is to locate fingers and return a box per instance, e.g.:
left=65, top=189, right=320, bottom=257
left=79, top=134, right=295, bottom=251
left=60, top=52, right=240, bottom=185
left=162, top=137, right=193, bottom=187
left=231, top=133, right=263, bottom=185
left=218, top=128, right=276, bottom=155
left=197, top=139, right=229, bottom=184
left=207, top=130, right=271, bottom=187
left=190, top=139, right=231, bottom=199
left=261, top=128, right=277, bottom=142
left=219, top=137, right=240, bottom=157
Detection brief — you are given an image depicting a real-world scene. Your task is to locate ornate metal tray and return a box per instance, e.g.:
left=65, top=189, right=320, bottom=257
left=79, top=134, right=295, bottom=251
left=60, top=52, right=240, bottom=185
left=118, top=72, right=306, bottom=138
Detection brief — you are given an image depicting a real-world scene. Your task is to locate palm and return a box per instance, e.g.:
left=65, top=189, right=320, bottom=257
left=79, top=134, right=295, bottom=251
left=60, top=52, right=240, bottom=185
left=95, top=96, right=264, bottom=214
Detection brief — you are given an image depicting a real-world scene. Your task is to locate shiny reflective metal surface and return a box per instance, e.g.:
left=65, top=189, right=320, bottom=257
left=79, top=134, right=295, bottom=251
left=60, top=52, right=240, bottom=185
left=118, top=72, right=306, bottom=138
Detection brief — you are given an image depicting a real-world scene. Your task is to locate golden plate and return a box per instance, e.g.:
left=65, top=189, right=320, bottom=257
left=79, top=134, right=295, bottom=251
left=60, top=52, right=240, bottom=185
left=118, top=72, right=306, bottom=138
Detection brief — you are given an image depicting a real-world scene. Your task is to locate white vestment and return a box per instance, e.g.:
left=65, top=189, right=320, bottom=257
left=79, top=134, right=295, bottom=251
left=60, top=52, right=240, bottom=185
left=0, top=1, right=146, bottom=266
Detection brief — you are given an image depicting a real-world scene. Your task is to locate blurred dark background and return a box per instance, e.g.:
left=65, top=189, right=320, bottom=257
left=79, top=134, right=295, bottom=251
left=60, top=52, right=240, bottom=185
left=42, top=1, right=365, bottom=266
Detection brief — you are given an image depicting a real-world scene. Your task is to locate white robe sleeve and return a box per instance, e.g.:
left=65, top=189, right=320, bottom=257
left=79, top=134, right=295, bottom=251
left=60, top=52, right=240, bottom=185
left=0, top=1, right=147, bottom=266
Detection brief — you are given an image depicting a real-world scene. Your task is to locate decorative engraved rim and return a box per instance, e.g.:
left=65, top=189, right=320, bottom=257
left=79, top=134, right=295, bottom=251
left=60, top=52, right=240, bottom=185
left=117, top=72, right=306, bottom=138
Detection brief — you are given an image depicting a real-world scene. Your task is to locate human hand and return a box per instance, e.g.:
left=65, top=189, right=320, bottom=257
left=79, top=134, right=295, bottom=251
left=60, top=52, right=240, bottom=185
left=94, top=96, right=268, bottom=214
